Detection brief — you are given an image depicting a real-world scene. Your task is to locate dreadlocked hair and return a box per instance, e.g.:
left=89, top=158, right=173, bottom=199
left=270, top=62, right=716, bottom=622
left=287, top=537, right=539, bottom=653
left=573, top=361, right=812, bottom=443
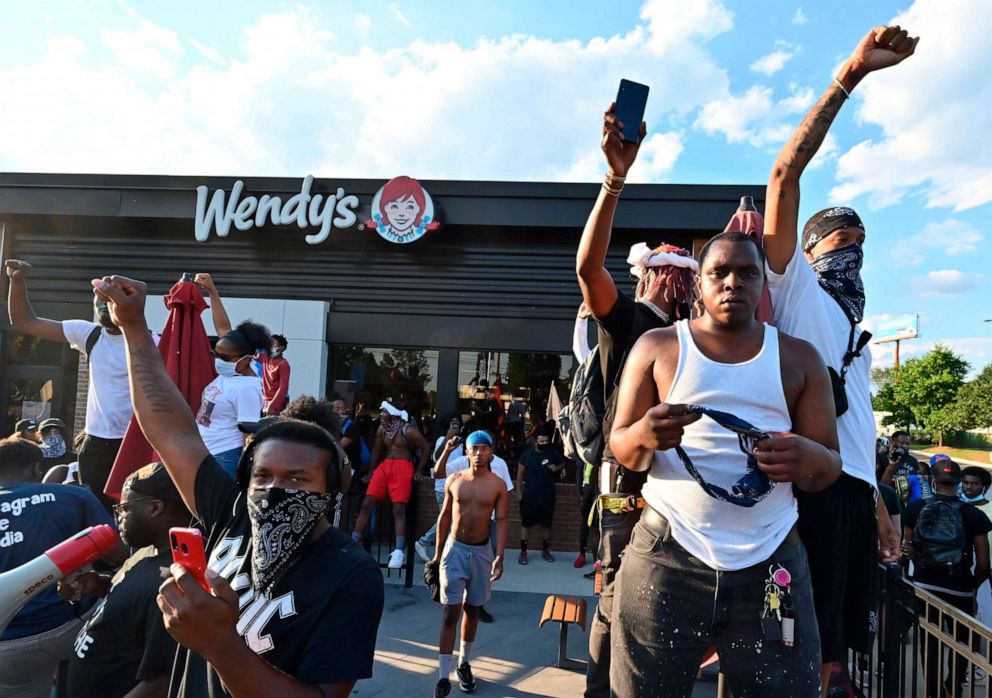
left=637, top=243, right=698, bottom=320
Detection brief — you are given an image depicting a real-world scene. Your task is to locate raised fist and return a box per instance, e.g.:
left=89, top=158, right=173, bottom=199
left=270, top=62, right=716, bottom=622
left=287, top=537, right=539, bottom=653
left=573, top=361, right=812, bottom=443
left=5, top=259, right=32, bottom=279
left=849, top=25, right=918, bottom=74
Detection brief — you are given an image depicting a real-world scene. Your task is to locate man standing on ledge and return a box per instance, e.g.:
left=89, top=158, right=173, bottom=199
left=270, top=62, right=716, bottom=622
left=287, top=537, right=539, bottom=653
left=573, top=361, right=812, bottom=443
left=91, top=274, right=383, bottom=698
left=430, top=430, right=508, bottom=697
left=609, top=232, right=842, bottom=696
left=762, top=25, right=917, bottom=692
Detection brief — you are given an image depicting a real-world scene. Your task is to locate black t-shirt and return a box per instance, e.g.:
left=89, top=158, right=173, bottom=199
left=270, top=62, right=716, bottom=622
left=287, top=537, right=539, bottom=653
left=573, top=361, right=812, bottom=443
left=66, top=546, right=178, bottom=698
left=904, top=494, right=992, bottom=594
left=518, top=447, right=563, bottom=498
left=876, top=451, right=917, bottom=477
left=595, top=292, right=668, bottom=399
left=879, top=483, right=902, bottom=517
left=595, top=292, right=670, bottom=464
left=341, top=418, right=365, bottom=478
left=168, top=457, right=385, bottom=698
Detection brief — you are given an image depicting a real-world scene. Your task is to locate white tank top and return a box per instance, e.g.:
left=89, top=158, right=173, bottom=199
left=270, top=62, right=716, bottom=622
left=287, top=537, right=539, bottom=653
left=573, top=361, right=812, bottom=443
left=641, top=320, right=796, bottom=571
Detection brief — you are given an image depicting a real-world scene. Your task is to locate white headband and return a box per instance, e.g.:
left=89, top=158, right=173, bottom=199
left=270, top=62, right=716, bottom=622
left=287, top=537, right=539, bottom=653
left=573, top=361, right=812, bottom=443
left=380, top=401, right=408, bottom=422
left=626, top=242, right=699, bottom=279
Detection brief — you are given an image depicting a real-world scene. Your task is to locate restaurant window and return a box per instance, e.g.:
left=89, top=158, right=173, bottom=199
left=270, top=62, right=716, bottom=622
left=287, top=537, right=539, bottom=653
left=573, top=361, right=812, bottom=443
left=331, top=346, right=439, bottom=442
left=1, top=331, right=76, bottom=435
left=457, top=350, right=575, bottom=458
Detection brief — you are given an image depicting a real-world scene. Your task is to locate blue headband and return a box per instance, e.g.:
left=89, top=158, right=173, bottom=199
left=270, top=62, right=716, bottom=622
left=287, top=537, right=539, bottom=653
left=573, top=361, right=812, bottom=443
left=466, top=431, right=493, bottom=447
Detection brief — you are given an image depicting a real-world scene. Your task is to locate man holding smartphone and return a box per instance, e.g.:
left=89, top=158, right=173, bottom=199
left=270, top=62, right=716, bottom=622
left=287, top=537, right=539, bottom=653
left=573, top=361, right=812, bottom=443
left=90, top=274, right=384, bottom=698
left=576, top=98, right=698, bottom=697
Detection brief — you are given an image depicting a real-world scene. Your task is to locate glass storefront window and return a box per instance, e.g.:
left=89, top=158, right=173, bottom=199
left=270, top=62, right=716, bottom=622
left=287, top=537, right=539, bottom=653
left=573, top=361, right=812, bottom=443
left=457, top=350, right=575, bottom=457
left=3, top=332, right=65, bottom=366
left=331, top=346, right=439, bottom=440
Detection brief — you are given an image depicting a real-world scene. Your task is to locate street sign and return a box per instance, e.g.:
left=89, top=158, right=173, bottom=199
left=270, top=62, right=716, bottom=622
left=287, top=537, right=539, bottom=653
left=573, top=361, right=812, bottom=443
left=873, top=314, right=919, bottom=344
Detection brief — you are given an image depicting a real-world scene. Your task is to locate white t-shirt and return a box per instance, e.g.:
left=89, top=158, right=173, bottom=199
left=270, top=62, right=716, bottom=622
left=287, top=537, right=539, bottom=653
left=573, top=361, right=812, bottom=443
left=194, top=374, right=263, bottom=454
left=766, top=248, right=876, bottom=489
left=445, top=454, right=514, bottom=520
left=432, top=436, right=464, bottom=493
left=63, top=320, right=160, bottom=440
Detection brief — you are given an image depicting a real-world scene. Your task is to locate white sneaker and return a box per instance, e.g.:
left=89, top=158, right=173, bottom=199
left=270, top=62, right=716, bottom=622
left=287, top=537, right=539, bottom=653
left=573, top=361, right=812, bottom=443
left=415, top=541, right=432, bottom=563
left=388, top=549, right=406, bottom=569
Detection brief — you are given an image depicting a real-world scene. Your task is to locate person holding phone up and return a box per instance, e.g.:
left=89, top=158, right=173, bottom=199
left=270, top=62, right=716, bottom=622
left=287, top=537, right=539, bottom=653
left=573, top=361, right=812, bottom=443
left=91, top=274, right=384, bottom=698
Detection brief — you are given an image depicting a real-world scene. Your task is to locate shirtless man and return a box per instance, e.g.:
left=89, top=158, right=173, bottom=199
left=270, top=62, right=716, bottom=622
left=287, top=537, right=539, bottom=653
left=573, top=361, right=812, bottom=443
left=609, top=232, right=841, bottom=696
left=352, top=401, right=430, bottom=568
left=430, top=430, right=508, bottom=697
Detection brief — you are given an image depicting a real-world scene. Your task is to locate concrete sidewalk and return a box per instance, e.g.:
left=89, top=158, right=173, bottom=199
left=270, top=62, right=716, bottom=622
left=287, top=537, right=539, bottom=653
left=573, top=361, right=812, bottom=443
left=355, top=549, right=720, bottom=697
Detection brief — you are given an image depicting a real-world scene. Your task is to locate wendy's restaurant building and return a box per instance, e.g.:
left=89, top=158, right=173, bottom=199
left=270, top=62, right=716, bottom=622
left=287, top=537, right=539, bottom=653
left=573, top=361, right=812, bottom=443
left=0, top=172, right=761, bottom=548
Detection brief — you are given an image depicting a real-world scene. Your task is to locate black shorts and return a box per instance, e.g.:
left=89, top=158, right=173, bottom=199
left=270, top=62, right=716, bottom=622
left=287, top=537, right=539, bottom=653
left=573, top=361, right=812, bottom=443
left=795, top=473, right=879, bottom=661
left=520, top=493, right=555, bottom=529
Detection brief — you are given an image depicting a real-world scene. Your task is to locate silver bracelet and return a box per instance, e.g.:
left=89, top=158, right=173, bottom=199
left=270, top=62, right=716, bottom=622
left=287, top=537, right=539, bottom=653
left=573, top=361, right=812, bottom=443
left=833, top=77, right=851, bottom=100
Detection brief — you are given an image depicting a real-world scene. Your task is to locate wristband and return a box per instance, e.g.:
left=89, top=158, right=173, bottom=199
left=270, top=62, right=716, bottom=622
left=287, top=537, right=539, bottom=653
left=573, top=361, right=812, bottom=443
left=833, top=77, right=851, bottom=100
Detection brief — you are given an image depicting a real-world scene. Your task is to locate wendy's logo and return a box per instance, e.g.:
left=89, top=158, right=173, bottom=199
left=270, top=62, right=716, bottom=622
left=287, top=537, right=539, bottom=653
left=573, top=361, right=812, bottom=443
left=367, top=176, right=440, bottom=244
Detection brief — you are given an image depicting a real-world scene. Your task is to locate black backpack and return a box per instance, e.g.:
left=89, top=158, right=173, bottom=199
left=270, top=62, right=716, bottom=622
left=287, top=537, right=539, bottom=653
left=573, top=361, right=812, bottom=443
left=560, top=349, right=606, bottom=465
left=912, top=498, right=968, bottom=573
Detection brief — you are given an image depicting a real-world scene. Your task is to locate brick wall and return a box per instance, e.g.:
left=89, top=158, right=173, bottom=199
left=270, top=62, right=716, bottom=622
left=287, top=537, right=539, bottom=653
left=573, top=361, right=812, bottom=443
left=411, top=479, right=597, bottom=552
left=73, top=353, right=88, bottom=441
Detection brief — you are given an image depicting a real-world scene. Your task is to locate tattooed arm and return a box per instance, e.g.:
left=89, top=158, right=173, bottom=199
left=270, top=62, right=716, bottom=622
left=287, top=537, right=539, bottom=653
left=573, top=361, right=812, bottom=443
left=764, top=25, right=918, bottom=274
left=92, top=276, right=209, bottom=517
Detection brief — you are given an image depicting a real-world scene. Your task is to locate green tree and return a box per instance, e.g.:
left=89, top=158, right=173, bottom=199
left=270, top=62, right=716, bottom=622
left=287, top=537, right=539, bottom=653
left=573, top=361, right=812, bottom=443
left=890, top=345, right=970, bottom=446
left=872, top=381, right=915, bottom=430
left=955, top=363, right=992, bottom=430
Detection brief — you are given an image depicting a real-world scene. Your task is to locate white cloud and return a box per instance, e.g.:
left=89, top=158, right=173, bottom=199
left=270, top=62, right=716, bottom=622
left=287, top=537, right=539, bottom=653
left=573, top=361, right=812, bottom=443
left=916, top=269, right=984, bottom=297
left=792, top=8, right=807, bottom=25
left=355, top=14, right=372, bottom=35
left=101, top=2, right=183, bottom=79
left=390, top=3, right=412, bottom=28
left=829, top=0, right=992, bottom=212
left=189, top=38, right=223, bottom=65
left=694, top=84, right=813, bottom=148
left=0, top=1, right=736, bottom=181
left=889, top=219, right=984, bottom=267
left=750, top=49, right=793, bottom=76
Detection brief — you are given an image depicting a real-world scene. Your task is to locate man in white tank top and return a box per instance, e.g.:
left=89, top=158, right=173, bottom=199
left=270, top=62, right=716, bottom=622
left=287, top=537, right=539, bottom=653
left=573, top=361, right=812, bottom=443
left=608, top=233, right=842, bottom=697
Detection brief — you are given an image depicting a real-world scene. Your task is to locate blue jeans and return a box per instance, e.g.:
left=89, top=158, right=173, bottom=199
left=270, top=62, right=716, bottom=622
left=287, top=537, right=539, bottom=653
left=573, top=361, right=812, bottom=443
left=417, top=491, right=446, bottom=547
left=610, top=506, right=821, bottom=698
left=213, top=447, right=242, bottom=476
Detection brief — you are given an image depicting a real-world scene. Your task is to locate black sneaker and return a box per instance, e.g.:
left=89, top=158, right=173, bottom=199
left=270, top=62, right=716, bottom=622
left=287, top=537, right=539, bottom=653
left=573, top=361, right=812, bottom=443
left=478, top=606, right=494, bottom=623
left=456, top=661, right=477, bottom=693
left=435, top=678, right=452, bottom=697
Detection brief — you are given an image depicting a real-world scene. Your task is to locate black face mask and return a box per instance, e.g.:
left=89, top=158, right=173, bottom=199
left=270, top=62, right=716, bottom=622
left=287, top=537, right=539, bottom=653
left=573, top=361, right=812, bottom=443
left=247, top=487, right=331, bottom=595
left=809, top=244, right=865, bottom=324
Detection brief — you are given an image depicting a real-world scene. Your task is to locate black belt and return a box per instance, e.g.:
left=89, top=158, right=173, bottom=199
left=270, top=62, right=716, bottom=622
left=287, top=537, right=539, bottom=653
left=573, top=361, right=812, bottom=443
left=455, top=536, right=490, bottom=547
left=639, top=504, right=800, bottom=548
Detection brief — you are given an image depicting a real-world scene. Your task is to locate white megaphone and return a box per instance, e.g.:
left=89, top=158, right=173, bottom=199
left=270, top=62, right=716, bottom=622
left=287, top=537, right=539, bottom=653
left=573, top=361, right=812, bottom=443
left=0, top=524, right=119, bottom=635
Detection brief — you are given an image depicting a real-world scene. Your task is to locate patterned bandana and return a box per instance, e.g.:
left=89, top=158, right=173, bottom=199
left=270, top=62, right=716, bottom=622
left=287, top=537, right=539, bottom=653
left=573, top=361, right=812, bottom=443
left=41, top=434, right=67, bottom=458
left=809, top=244, right=865, bottom=324
left=247, top=487, right=331, bottom=595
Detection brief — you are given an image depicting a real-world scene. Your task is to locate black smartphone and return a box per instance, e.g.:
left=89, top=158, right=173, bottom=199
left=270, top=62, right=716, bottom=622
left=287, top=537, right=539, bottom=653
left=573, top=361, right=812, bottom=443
left=615, top=79, right=649, bottom=143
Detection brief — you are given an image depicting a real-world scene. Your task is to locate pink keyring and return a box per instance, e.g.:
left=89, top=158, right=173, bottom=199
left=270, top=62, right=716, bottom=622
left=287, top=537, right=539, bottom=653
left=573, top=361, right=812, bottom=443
left=773, top=568, right=791, bottom=586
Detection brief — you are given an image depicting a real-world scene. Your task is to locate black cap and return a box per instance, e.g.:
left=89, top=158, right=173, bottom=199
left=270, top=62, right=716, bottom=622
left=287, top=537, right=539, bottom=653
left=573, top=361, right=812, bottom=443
left=123, top=462, right=186, bottom=506
left=15, top=419, right=38, bottom=433
left=933, top=459, right=962, bottom=484
left=237, top=416, right=282, bottom=434
left=38, top=418, right=67, bottom=432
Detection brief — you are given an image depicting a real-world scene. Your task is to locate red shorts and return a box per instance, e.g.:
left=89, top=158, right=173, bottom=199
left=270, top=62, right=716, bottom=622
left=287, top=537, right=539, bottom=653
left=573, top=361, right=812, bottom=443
left=366, top=458, right=415, bottom=504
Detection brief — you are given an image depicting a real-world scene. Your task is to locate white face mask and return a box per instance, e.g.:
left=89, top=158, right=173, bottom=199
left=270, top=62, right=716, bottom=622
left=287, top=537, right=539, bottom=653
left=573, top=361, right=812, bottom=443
left=215, top=357, right=241, bottom=377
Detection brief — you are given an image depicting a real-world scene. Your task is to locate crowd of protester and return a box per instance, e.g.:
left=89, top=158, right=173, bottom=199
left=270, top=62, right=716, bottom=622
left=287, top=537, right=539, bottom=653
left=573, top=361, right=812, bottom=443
left=7, top=20, right=990, bottom=698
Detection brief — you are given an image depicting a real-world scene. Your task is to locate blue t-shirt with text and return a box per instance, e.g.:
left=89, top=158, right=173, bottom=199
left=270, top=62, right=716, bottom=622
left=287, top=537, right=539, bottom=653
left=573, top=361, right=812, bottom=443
left=0, top=482, right=114, bottom=640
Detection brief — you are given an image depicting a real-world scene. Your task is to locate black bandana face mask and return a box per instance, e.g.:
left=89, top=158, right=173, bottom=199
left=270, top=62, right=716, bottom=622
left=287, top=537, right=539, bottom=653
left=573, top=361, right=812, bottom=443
left=247, top=486, right=331, bottom=595
left=809, top=243, right=865, bottom=324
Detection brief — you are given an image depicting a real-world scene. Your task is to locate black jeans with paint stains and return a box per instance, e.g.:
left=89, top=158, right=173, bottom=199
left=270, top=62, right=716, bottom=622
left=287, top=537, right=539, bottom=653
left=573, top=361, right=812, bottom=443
left=610, top=507, right=822, bottom=698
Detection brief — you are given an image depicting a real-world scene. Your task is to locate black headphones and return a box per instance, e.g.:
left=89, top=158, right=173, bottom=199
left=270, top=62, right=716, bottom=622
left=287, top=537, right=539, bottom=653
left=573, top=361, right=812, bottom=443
left=234, top=419, right=350, bottom=493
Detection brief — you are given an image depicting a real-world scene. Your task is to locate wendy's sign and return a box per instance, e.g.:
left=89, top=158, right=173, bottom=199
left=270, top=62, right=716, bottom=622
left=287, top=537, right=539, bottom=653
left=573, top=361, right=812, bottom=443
left=193, top=174, right=440, bottom=245
left=366, top=176, right=440, bottom=244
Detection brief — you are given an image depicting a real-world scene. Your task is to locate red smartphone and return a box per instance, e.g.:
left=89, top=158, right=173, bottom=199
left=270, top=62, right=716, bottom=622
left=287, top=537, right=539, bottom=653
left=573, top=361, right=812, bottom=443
left=169, top=527, right=210, bottom=593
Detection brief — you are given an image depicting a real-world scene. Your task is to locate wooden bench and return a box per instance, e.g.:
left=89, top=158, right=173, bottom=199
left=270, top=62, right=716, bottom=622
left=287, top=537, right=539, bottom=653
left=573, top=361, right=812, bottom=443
left=539, top=595, right=587, bottom=670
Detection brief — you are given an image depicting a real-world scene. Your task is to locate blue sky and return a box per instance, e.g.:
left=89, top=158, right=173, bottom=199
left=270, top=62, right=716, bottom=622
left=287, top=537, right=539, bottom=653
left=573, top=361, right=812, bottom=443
left=1, top=0, right=989, bottom=373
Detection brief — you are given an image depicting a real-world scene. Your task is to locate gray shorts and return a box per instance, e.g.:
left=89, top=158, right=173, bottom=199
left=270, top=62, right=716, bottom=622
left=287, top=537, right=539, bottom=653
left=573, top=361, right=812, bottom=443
left=440, top=538, right=494, bottom=607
